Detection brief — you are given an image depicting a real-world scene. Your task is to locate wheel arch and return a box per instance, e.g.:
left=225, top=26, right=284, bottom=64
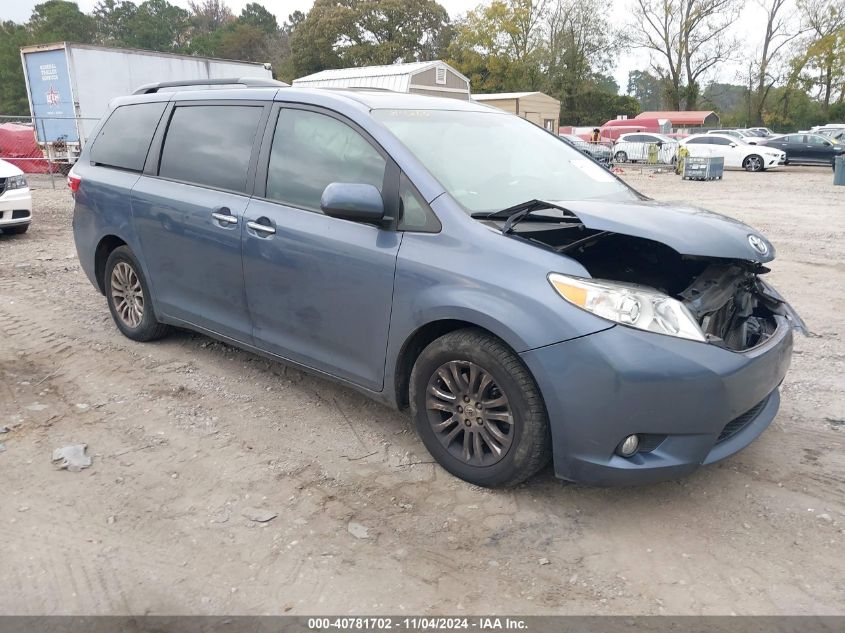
left=94, top=234, right=128, bottom=294
left=393, top=318, right=527, bottom=411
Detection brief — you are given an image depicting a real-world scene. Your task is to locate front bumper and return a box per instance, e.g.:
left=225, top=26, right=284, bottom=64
left=0, top=187, right=33, bottom=228
left=521, top=316, right=793, bottom=485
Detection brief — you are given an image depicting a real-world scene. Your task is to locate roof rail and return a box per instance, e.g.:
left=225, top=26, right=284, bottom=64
left=132, top=77, right=289, bottom=95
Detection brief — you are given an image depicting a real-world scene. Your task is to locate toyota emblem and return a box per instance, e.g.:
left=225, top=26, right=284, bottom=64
left=748, top=234, right=769, bottom=256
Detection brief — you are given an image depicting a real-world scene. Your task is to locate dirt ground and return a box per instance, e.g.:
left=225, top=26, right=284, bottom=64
left=1, top=167, right=843, bottom=616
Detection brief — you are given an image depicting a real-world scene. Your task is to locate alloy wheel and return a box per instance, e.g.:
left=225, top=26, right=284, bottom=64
left=110, top=262, right=144, bottom=328
left=745, top=155, right=763, bottom=171
left=425, top=360, right=514, bottom=466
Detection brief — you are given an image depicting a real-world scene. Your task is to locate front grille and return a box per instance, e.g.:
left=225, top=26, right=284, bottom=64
left=717, top=396, right=770, bottom=443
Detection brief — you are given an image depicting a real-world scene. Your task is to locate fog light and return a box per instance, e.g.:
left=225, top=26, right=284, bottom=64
left=618, top=434, right=640, bottom=457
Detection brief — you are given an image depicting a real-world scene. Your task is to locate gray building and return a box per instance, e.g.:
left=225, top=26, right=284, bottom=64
left=292, top=61, right=470, bottom=100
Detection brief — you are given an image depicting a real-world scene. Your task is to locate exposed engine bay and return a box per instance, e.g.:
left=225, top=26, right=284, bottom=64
left=509, top=222, right=803, bottom=351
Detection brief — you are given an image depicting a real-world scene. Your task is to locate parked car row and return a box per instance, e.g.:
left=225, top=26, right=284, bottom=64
left=681, top=134, right=786, bottom=172
left=560, top=124, right=843, bottom=172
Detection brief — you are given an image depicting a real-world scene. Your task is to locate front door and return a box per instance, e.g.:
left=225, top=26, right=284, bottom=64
left=242, top=106, right=401, bottom=391
left=805, top=135, right=833, bottom=163
left=131, top=102, right=267, bottom=341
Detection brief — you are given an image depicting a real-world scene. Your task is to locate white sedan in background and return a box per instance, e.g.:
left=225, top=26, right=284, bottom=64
left=612, top=132, right=679, bottom=164
left=680, top=133, right=786, bottom=172
left=0, top=158, right=32, bottom=234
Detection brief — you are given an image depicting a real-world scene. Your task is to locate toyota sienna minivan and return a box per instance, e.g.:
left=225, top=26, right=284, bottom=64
left=71, top=78, right=805, bottom=487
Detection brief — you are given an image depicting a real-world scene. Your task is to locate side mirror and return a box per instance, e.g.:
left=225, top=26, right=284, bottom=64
left=321, top=183, right=385, bottom=225
left=729, top=142, right=737, bottom=147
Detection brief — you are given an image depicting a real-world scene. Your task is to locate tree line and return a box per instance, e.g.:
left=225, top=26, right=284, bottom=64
left=1, top=0, right=843, bottom=130
left=628, top=0, right=844, bottom=128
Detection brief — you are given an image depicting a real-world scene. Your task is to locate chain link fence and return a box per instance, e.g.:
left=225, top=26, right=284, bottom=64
left=565, top=138, right=680, bottom=172
left=0, top=115, right=99, bottom=188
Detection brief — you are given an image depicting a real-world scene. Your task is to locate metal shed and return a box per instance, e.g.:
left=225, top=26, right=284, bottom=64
left=635, top=110, right=721, bottom=131
left=472, top=92, right=560, bottom=133
left=292, top=61, right=471, bottom=100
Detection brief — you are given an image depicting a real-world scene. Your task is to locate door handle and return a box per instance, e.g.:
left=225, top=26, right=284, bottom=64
left=212, top=210, right=238, bottom=224
left=247, top=220, right=276, bottom=235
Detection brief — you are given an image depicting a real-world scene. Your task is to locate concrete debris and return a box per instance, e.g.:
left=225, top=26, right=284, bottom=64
left=347, top=521, right=370, bottom=539
left=241, top=507, right=277, bottom=523
left=51, top=444, right=92, bottom=471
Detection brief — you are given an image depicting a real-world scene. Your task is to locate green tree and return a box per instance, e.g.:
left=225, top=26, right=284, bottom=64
left=448, top=0, right=546, bottom=92
left=29, top=0, right=96, bottom=43
left=92, top=0, right=138, bottom=45
left=239, top=2, right=278, bottom=34
left=0, top=21, right=31, bottom=114
left=793, top=0, right=845, bottom=114
left=188, top=0, right=234, bottom=37
left=215, top=23, right=269, bottom=61
left=543, top=0, right=616, bottom=118
left=627, top=70, right=663, bottom=110
left=292, top=0, right=451, bottom=76
left=123, top=0, right=192, bottom=52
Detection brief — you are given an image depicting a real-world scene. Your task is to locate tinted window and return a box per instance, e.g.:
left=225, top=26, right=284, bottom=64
left=90, top=102, right=166, bottom=171
left=783, top=135, right=800, bottom=143
left=710, top=137, right=732, bottom=146
left=640, top=135, right=658, bottom=142
left=266, top=109, right=386, bottom=212
left=159, top=105, right=263, bottom=193
left=807, top=135, right=829, bottom=146
left=686, top=137, right=707, bottom=144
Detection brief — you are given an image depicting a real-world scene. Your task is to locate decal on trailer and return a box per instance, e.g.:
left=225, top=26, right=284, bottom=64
left=23, top=49, right=79, bottom=143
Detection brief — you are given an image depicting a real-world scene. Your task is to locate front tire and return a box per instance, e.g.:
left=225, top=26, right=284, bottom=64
left=743, top=154, right=764, bottom=172
left=409, top=329, right=551, bottom=487
left=614, top=151, right=628, bottom=163
left=104, top=246, right=170, bottom=342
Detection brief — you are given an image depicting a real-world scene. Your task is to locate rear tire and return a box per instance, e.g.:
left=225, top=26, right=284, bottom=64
left=614, top=151, right=628, bottom=163
left=409, top=328, right=551, bottom=487
left=3, top=224, right=29, bottom=235
left=104, top=246, right=170, bottom=342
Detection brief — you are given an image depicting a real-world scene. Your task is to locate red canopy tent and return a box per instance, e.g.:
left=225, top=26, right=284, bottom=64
left=0, top=123, right=53, bottom=173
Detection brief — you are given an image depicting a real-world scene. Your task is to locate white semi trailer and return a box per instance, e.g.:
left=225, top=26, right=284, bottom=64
left=19, top=42, right=274, bottom=158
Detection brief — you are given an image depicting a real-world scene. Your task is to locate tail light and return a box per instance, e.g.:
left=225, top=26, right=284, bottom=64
left=67, top=170, right=81, bottom=195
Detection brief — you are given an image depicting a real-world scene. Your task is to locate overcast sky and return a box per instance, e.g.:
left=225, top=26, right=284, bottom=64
left=6, top=0, right=766, bottom=94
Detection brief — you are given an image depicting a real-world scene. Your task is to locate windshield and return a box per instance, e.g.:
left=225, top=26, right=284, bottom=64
left=373, top=109, right=639, bottom=214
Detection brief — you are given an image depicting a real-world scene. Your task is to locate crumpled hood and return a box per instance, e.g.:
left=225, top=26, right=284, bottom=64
left=545, top=198, right=776, bottom=264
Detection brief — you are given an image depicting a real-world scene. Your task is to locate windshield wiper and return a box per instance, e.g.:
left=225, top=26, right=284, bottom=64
left=471, top=200, right=580, bottom=234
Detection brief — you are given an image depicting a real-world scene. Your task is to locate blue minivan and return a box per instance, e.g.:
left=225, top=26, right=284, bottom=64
left=71, top=79, right=805, bottom=487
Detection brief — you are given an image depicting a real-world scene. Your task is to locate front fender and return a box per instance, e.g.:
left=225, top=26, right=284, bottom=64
left=382, top=228, right=614, bottom=406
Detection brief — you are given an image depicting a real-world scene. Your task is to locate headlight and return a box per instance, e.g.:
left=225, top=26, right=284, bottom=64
left=5, top=174, right=27, bottom=190
left=548, top=273, right=706, bottom=342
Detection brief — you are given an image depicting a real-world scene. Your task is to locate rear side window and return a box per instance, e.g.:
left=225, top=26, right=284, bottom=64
left=266, top=108, right=386, bottom=212
left=90, top=102, right=166, bottom=171
left=158, top=105, right=263, bottom=194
